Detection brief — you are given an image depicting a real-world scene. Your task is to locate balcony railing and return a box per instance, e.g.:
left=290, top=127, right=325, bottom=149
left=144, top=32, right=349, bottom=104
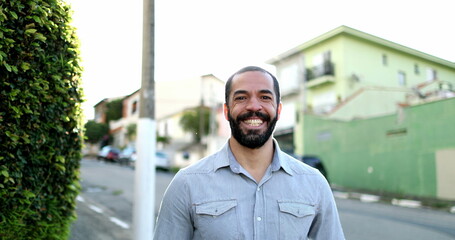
left=305, top=61, right=335, bottom=81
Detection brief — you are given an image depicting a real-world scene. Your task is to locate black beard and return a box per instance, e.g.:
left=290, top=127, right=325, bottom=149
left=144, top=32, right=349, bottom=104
left=228, top=110, right=277, bottom=149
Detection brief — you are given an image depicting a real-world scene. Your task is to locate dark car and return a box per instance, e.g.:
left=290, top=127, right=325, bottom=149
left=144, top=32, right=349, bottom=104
left=291, top=154, right=328, bottom=181
left=97, top=146, right=121, bottom=162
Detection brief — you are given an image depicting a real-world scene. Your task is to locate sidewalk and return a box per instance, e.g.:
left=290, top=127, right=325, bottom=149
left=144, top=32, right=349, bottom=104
left=331, top=186, right=455, bottom=214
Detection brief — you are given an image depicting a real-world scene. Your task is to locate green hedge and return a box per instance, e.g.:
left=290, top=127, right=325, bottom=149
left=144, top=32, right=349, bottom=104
left=0, top=0, right=83, bottom=239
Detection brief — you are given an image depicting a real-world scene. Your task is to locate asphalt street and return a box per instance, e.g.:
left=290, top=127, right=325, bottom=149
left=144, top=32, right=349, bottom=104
left=70, top=159, right=173, bottom=240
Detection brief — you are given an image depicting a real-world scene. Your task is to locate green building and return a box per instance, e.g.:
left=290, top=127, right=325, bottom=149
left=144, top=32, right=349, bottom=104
left=268, top=26, right=455, bottom=200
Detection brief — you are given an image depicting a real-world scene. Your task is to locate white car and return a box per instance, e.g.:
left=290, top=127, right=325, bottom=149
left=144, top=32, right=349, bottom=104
left=155, top=151, right=170, bottom=170
left=123, top=148, right=170, bottom=170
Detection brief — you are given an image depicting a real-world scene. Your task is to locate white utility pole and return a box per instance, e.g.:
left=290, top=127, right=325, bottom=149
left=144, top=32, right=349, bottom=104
left=133, top=0, right=155, bottom=239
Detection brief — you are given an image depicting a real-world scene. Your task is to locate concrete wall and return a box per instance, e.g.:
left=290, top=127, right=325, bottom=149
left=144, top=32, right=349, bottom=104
left=435, top=149, right=455, bottom=199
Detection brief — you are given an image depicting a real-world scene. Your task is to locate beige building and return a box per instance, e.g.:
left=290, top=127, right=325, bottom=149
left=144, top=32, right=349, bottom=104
left=155, top=74, right=226, bottom=167
left=93, top=74, right=227, bottom=167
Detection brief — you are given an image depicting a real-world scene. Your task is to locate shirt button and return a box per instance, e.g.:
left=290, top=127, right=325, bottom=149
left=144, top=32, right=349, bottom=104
left=257, top=217, right=262, bottom=221
left=257, top=187, right=261, bottom=191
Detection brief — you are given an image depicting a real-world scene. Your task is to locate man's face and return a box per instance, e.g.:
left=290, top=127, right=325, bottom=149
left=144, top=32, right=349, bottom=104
left=224, top=71, right=282, bottom=149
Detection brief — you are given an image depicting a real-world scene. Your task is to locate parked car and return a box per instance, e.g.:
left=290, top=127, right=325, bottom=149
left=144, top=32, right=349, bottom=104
left=97, top=146, right=121, bottom=162
left=119, top=146, right=137, bottom=165
left=122, top=147, right=170, bottom=170
left=292, top=154, right=328, bottom=181
left=155, top=151, right=170, bottom=171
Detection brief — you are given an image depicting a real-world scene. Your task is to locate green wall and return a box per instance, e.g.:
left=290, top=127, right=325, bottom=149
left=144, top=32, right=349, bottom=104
left=301, top=97, right=455, bottom=198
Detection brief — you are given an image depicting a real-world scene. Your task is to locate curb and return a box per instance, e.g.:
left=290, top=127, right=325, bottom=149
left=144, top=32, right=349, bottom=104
left=332, top=190, right=455, bottom=214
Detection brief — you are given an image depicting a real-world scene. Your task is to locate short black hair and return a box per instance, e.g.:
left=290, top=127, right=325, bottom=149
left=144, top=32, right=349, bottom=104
left=225, top=66, right=281, bottom=105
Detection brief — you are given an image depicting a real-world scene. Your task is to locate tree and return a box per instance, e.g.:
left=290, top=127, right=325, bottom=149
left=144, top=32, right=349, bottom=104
left=0, top=0, right=83, bottom=238
left=126, top=123, right=136, bottom=141
left=179, top=106, right=211, bottom=143
left=84, top=120, right=109, bottom=144
left=157, top=134, right=171, bottom=145
left=105, top=98, right=123, bottom=123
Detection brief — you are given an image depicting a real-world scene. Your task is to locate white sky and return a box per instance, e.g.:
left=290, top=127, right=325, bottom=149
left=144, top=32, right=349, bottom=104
left=66, top=0, right=455, bottom=120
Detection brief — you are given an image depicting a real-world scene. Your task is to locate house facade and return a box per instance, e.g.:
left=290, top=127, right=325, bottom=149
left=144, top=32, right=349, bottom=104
left=110, top=90, right=141, bottom=148
left=267, top=25, right=455, bottom=155
left=93, top=74, right=226, bottom=167
left=266, top=26, right=455, bottom=199
left=155, top=74, right=226, bottom=167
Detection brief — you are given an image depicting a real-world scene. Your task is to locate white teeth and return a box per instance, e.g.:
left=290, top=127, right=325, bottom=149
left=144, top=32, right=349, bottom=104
left=244, top=119, right=263, bottom=126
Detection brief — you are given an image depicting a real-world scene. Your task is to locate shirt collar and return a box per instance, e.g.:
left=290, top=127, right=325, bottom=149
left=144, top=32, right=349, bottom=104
left=215, top=140, right=293, bottom=176
left=212, top=142, right=231, bottom=171
left=272, top=141, right=293, bottom=175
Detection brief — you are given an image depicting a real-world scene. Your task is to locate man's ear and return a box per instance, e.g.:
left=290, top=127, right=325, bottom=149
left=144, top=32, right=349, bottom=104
left=223, top=103, right=229, bottom=120
left=277, top=102, right=282, bottom=120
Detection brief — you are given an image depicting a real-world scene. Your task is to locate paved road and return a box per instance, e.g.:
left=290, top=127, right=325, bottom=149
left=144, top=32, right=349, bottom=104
left=71, top=158, right=455, bottom=240
left=70, top=159, right=173, bottom=240
left=338, top=197, right=455, bottom=239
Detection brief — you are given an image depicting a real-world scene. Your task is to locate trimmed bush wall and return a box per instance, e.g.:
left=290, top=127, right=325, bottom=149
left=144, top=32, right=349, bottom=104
left=0, top=0, right=83, bottom=239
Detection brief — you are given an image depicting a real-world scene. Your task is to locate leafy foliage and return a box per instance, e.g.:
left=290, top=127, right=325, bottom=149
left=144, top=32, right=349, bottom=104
left=157, top=134, right=171, bottom=145
left=84, top=120, right=109, bottom=144
left=179, top=106, right=211, bottom=143
left=126, top=123, right=137, bottom=141
left=0, top=0, right=83, bottom=239
left=105, top=98, right=123, bottom=122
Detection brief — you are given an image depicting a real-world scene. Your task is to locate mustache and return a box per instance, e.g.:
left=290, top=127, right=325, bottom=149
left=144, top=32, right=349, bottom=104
left=236, top=111, right=271, bottom=122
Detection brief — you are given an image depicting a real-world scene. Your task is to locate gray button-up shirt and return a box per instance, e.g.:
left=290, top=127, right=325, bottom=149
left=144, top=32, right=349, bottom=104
left=154, top=142, right=345, bottom=240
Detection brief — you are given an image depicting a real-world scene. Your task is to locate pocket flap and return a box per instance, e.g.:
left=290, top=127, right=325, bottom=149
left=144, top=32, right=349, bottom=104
left=195, top=200, right=237, bottom=216
left=278, top=202, right=315, bottom=218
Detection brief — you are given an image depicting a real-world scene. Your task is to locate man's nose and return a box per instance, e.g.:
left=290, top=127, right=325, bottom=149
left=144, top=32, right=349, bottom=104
left=246, top=97, right=263, bottom=111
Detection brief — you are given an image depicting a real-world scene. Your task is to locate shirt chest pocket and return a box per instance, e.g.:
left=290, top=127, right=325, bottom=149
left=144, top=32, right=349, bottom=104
left=278, top=201, right=316, bottom=240
left=194, top=199, right=239, bottom=240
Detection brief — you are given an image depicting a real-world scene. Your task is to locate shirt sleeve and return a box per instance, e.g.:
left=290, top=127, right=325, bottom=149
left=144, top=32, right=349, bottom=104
left=308, top=175, right=345, bottom=240
left=153, top=172, right=193, bottom=240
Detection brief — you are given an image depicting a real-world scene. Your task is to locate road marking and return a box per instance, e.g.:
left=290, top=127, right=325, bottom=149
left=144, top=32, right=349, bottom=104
left=109, top=217, right=130, bottom=229
left=76, top=195, right=85, bottom=202
left=79, top=195, right=132, bottom=230
left=89, top=204, right=104, bottom=213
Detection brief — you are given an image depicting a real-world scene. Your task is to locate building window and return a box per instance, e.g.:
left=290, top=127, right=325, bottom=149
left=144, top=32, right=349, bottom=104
left=398, top=71, right=406, bottom=86
left=414, top=64, right=419, bottom=75
left=132, top=100, right=138, bottom=114
left=280, top=63, right=299, bottom=93
left=426, top=68, right=437, bottom=81
left=306, top=50, right=334, bottom=81
left=382, top=54, right=388, bottom=66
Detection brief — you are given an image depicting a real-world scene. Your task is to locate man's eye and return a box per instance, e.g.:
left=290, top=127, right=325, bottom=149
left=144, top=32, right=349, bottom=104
left=261, top=96, right=272, bottom=100
left=235, top=96, right=246, bottom=101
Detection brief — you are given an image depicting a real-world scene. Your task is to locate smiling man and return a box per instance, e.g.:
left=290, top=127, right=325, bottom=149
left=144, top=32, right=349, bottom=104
left=153, top=66, right=345, bottom=240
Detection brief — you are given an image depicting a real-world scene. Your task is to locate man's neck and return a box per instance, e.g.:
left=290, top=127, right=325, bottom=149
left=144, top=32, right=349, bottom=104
left=229, top=138, right=275, bottom=183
